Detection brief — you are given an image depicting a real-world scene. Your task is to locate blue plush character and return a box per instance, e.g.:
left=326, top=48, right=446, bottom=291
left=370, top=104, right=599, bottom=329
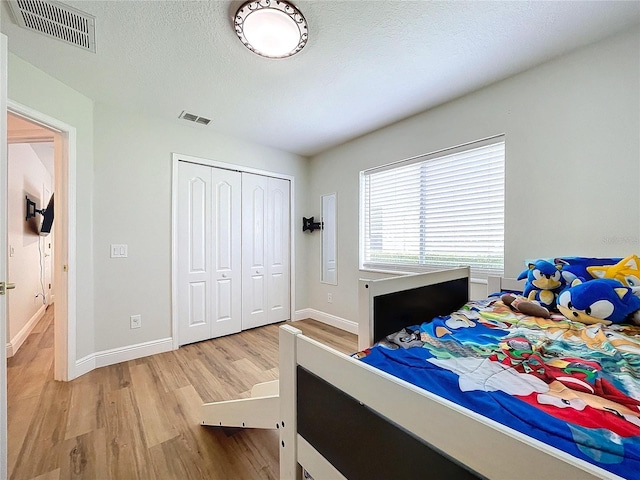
left=554, top=256, right=622, bottom=283
left=517, top=260, right=566, bottom=310
left=557, top=278, right=640, bottom=325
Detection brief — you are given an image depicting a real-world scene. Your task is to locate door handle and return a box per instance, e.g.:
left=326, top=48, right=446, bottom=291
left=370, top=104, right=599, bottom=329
left=222, top=273, right=227, bottom=278
left=0, top=282, right=16, bottom=296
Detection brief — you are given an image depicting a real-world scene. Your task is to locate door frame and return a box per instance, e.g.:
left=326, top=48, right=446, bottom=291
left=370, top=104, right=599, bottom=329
left=7, top=100, right=77, bottom=381
left=1, top=32, right=8, bottom=480
left=171, top=153, right=296, bottom=349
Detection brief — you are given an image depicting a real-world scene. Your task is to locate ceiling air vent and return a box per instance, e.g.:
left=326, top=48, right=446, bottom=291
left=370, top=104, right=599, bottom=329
left=179, top=111, right=211, bottom=126
left=8, top=0, right=96, bottom=53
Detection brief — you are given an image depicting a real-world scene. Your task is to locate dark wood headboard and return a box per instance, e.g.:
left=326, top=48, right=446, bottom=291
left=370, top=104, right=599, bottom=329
left=358, top=267, right=470, bottom=350
left=372, top=276, right=469, bottom=343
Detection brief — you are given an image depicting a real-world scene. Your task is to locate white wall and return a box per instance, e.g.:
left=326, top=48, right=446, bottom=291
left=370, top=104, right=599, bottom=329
left=7, top=53, right=95, bottom=360
left=306, top=27, right=640, bottom=323
left=7, top=143, right=52, bottom=350
left=6, top=52, right=310, bottom=365
left=92, top=103, right=309, bottom=351
left=6, top=26, right=639, bottom=369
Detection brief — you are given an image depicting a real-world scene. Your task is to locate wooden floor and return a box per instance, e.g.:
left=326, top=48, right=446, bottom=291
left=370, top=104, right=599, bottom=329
left=7, top=308, right=357, bottom=480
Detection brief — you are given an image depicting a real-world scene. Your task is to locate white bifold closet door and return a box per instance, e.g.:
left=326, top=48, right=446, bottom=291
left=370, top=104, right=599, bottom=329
left=177, top=162, right=242, bottom=345
left=177, top=162, right=290, bottom=345
left=241, top=173, right=291, bottom=330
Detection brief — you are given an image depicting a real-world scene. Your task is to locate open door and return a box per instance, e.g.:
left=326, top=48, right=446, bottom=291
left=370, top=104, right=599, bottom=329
left=1, top=31, right=10, bottom=480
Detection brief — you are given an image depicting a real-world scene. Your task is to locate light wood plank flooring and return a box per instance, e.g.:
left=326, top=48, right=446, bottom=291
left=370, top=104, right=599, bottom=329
left=7, top=307, right=357, bottom=480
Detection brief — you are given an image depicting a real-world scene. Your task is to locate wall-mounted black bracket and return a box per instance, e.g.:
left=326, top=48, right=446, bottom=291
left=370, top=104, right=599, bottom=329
left=302, top=216, right=323, bottom=233
left=25, top=196, right=45, bottom=221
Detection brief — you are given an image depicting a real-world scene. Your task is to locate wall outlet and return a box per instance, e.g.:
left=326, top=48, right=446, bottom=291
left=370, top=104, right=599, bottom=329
left=130, top=314, right=141, bottom=329
left=327, top=293, right=333, bottom=303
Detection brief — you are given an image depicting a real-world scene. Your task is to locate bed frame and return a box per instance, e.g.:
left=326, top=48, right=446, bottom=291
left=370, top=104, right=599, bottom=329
left=201, top=267, right=618, bottom=479
left=278, top=267, right=618, bottom=480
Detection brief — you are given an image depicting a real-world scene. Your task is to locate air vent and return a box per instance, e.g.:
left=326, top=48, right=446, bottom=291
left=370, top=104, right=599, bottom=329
left=179, top=111, right=211, bottom=126
left=8, top=0, right=96, bottom=53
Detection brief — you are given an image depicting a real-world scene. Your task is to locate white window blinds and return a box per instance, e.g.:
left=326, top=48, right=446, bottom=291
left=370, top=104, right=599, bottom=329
left=361, top=137, right=505, bottom=278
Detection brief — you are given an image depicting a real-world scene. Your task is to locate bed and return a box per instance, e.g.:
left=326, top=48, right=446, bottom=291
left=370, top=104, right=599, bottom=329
left=279, top=267, right=638, bottom=479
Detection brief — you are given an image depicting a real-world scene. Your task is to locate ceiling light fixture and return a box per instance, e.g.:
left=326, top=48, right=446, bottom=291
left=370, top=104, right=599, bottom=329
left=234, top=0, right=308, bottom=59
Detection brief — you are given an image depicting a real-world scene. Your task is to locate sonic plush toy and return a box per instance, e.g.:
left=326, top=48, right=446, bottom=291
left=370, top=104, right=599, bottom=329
left=517, top=259, right=566, bottom=310
left=557, top=278, right=640, bottom=325
left=553, top=256, right=621, bottom=284
left=587, top=254, right=640, bottom=288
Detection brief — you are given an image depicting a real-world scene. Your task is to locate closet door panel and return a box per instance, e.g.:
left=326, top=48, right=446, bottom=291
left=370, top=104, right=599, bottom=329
left=267, top=177, right=290, bottom=322
left=211, top=170, right=242, bottom=338
left=242, top=173, right=268, bottom=330
left=177, top=162, right=212, bottom=345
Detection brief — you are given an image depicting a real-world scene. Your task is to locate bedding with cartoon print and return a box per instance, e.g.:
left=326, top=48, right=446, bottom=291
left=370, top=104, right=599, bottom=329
left=356, top=297, right=640, bottom=478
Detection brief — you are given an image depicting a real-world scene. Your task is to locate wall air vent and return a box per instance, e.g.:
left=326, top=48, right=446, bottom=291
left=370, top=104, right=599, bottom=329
left=179, top=111, right=211, bottom=126
left=8, top=0, right=96, bottom=53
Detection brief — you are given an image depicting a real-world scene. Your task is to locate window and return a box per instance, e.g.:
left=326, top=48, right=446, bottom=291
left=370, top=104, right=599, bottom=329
left=360, top=136, right=505, bottom=279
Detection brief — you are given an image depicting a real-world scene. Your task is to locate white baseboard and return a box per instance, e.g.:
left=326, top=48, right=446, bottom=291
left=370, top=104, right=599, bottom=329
left=74, top=353, right=97, bottom=378
left=294, top=308, right=358, bottom=335
left=74, top=337, right=173, bottom=377
left=6, top=304, right=47, bottom=357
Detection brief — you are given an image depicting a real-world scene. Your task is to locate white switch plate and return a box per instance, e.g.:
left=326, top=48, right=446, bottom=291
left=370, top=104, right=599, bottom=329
left=111, top=244, right=128, bottom=258
left=130, top=314, right=141, bottom=329
left=327, top=293, right=333, bottom=303
left=9, top=245, right=14, bottom=257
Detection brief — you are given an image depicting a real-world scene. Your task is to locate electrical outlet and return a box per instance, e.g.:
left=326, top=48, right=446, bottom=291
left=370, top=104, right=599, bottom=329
left=327, top=293, right=333, bottom=303
left=130, top=314, right=141, bottom=329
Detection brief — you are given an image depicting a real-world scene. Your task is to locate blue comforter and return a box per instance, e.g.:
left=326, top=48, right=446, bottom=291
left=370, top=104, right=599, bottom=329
left=357, top=297, right=640, bottom=478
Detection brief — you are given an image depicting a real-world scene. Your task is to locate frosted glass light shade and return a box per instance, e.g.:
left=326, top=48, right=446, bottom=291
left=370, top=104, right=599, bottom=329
left=234, top=1, right=308, bottom=58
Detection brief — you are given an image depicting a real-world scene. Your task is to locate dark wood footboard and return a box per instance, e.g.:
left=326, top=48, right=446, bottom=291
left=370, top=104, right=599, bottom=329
left=297, top=366, right=482, bottom=480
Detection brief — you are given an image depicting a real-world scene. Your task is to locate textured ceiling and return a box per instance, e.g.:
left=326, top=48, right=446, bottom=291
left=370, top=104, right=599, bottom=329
left=2, top=1, right=639, bottom=157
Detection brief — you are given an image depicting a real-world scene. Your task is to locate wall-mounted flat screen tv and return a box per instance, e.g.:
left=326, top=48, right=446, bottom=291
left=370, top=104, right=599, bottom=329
left=25, top=193, right=54, bottom=236
left=40, top=193, right=54, bottom=236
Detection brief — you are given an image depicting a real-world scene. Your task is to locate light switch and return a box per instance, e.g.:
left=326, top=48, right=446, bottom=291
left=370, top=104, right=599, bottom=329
left=110, top=244, right=128, bottom=258
left=9, top=245, right=14, bottom=257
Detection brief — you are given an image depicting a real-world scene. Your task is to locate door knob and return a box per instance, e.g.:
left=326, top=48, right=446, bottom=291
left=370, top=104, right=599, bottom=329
left=0, top=282, right=16, bottom=295
left=222, top=273, right=227, bottom=278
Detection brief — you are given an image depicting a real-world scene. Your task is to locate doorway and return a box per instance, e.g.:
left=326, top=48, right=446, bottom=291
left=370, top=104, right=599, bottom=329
left=6, top=113, right=54, bottom=357
left=6, top=104, right=76, bottom=381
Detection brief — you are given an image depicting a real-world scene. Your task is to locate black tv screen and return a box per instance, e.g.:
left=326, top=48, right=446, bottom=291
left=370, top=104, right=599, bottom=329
left=40, top=193, right=54, bottom=236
